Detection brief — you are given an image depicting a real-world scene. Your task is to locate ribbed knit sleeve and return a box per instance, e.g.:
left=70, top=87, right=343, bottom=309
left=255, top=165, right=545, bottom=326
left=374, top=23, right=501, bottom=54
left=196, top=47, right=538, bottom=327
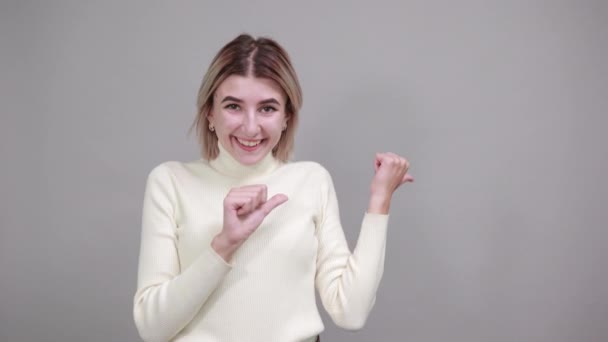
left=133, top=164, right=231, bottom=342
left=314, top=168, right=389, bottom=330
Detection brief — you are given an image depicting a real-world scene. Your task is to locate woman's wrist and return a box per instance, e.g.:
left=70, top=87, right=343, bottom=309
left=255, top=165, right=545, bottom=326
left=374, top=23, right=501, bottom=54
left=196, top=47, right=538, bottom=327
left=211, top=233, right=241, bottom=263
left=367, top=193, right=392, bottom=214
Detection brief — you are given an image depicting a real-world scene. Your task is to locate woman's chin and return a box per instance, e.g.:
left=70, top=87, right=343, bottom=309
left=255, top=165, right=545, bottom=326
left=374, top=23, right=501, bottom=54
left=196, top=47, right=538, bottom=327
left=229, top=138, right=273, bottom=165
left=231, top=148, right=270, bottom=165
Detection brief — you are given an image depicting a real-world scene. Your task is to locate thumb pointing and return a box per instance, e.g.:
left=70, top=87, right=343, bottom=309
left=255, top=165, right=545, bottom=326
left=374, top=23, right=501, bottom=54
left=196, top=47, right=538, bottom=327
left=261, top=194, right=289, bottom=216
left=401, top=173, right=414, bottom=184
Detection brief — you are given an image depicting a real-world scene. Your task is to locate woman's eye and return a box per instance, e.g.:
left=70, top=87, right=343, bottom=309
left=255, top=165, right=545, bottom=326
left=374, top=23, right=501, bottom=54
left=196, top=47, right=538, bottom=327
left=260, top=106, right=277, bottom=113
left=225, top=104, right=240, bottom=110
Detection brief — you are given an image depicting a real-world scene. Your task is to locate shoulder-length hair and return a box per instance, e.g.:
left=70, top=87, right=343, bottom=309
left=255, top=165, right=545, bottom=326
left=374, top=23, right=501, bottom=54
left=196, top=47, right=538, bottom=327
left=190, top=34, right=303, bottom=161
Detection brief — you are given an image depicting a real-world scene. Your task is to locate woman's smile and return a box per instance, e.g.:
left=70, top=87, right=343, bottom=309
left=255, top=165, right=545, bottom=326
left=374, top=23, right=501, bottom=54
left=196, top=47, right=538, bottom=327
left=233, top=136, right=265, bottom=152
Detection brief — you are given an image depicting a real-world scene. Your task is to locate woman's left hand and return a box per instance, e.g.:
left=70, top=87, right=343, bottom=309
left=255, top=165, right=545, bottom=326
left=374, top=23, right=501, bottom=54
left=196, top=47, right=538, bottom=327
left=368, top=152, right=413, bottom=214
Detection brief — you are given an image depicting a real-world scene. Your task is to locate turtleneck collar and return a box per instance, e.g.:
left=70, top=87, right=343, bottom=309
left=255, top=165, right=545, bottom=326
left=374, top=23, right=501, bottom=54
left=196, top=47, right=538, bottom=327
left=208, top=140, right=281, bottom=179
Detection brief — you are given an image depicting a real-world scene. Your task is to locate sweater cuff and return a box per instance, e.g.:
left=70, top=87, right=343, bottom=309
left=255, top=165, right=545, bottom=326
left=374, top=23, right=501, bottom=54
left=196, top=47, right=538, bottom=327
left=362, top=212, right=389, bottom=228
left=179, top=247, right=232, bottom=301
left=208, top=244, right=234, bottom=268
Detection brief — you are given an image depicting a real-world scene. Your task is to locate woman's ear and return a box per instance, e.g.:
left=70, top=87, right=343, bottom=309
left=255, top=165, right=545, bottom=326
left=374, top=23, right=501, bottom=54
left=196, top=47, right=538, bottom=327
left=207, top=110, right=215, bottom=125
left=282, top=114, right=290, bottom=131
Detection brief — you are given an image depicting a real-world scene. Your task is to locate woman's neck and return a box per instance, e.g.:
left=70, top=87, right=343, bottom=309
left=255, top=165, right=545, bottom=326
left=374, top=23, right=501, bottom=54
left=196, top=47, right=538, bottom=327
left=208, top=141, right=280, bottom=179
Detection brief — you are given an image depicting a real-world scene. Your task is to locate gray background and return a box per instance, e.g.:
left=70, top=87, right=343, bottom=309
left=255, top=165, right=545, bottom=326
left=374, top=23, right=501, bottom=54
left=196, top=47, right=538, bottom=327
left=1, top=0, right=607, bottom=341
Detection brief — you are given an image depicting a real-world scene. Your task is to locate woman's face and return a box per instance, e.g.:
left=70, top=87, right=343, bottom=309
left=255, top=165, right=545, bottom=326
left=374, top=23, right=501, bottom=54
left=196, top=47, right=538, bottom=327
left=208, top=75, right=288, bottom=165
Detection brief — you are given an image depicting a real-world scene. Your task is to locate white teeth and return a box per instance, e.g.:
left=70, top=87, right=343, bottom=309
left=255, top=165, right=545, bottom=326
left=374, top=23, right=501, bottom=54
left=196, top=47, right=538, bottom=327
left=236, top=138, right=261, bottom=147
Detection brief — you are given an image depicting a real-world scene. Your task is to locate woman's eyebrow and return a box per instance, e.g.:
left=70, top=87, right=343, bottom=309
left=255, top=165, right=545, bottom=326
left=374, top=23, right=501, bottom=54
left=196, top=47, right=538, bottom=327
left=221, top=96, right=242, bottom=103
left=258, top=98, right=280, bottom=105
left=220, top=97, right=280, bottom=105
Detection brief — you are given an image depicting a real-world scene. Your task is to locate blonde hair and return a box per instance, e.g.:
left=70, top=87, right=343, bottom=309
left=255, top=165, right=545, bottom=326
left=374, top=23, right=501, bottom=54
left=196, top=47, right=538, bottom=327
left=190, top=34, right=303, bottom=162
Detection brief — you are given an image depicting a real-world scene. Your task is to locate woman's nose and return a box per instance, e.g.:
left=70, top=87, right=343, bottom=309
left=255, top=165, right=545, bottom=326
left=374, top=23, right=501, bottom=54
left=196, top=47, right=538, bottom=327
left=242, top=112, right=261, bottom=136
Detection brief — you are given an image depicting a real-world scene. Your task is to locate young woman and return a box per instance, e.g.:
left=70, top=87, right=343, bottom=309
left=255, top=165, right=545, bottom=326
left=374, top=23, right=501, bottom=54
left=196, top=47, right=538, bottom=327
left=133, top=34, right=413, bottom=342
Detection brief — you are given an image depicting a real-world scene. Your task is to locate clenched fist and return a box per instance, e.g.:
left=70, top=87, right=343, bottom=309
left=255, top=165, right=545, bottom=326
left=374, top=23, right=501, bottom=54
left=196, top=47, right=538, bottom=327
left=212, top=185, right=288, bottom=262
left=368, top=152, right=413, bottom=214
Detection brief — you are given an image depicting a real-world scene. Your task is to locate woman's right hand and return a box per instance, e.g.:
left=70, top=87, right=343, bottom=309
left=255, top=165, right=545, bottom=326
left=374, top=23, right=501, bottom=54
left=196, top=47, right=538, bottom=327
left=212, top=185, right=288, bottom=262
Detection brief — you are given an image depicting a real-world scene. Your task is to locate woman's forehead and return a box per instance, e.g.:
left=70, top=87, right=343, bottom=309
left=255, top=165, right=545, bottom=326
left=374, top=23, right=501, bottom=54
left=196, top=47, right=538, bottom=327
left=216, top=75, right=285, bottom=103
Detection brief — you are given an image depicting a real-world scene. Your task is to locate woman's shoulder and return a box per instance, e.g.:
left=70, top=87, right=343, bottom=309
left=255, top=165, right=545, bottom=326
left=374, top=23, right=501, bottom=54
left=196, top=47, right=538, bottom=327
left=281, top=160, right=333, bottom=181
left=145, top=159, right=210, bottom=182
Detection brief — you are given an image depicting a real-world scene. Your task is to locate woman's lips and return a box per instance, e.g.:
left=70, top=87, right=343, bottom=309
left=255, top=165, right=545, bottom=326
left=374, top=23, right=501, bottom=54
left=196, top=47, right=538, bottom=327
left=233, top=136, right=264, bottom=152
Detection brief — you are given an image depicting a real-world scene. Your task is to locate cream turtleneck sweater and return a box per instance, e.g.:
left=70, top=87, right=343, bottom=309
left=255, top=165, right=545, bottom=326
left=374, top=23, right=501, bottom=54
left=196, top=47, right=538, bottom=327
left=133, top=143, right=390, bottom=342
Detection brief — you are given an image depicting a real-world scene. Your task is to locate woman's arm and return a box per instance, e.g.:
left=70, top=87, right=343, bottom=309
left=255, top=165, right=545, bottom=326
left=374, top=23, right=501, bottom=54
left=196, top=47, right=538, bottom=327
left=315, top=153, right=412, bottom=330
left=133, top=164, right=231, bottom=342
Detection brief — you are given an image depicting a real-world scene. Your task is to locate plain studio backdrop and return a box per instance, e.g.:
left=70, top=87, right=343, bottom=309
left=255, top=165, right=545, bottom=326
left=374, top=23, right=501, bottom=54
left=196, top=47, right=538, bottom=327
left=1, top=1, right=607, bottom=341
